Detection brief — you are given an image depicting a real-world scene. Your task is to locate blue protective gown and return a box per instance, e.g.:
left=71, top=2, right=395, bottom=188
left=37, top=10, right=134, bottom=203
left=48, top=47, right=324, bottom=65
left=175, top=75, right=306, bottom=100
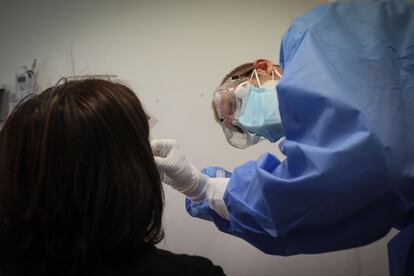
left=187, top=1, right=414, bottom=275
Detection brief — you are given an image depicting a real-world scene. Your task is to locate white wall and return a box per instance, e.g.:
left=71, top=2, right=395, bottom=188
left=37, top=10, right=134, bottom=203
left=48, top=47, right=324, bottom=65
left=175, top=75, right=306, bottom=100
left=0, top=0, right=396, bottom=275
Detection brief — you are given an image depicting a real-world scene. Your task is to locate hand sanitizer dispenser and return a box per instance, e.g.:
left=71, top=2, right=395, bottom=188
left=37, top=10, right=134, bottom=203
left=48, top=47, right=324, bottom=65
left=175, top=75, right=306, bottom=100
left=14, top=59, right=37, bottom=104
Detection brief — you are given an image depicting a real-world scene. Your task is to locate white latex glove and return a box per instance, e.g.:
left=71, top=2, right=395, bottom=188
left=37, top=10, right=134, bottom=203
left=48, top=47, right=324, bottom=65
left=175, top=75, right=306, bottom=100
left=151, top=138, right=231, bottom=219
left=150, top=139, right=208, bottom=201
left=205, top=177, right=230, bottom=220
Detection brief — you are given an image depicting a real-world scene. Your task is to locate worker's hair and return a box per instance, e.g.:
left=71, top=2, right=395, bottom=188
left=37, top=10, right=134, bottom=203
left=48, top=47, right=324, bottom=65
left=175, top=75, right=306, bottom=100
left=0, top=79, right=164, bottom=275
left=219, top=62, right=256, bottom=86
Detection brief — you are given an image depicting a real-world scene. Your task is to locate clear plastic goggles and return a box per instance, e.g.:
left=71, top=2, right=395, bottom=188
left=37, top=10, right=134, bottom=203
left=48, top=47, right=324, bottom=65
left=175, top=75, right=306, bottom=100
left=213, top=77, right=249, bottom=121
left=213, top=77, right=262, bottom=149
left=220, top=121, right=261, bottom=149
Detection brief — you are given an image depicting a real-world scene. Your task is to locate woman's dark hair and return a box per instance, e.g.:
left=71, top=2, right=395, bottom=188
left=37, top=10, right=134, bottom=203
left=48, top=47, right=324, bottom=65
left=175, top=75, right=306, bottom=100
left=0, top=79, right=164, bottom=274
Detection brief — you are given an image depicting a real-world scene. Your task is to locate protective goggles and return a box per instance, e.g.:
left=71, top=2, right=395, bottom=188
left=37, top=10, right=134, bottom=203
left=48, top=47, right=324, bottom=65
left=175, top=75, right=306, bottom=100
left=213, top=76, right=262, bottom=149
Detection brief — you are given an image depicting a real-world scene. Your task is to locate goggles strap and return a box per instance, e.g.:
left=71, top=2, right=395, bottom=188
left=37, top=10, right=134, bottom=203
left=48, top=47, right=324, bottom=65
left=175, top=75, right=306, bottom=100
left=250, top=69, right=262, bottom=88
left=275, top=68, right=282, bottom=79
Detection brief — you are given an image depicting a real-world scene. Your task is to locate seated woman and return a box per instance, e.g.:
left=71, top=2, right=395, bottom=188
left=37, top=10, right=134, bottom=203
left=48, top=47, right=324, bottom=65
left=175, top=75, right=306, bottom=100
left=0, top=78, right=225, bottom=275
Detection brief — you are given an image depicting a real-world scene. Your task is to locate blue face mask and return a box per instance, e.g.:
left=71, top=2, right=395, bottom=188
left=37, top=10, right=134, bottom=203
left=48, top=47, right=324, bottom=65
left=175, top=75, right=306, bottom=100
left=237, top=72, right=284, bottom=143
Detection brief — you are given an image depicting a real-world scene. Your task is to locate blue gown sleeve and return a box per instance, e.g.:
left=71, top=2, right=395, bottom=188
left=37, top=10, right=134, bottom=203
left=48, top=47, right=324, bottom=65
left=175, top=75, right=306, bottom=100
left=188, top=0, right=414, bottom=257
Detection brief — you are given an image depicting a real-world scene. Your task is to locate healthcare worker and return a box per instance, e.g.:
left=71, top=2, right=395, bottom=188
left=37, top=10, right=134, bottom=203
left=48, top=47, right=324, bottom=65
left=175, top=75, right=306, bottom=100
left=151, top=1, right=414, bottom=275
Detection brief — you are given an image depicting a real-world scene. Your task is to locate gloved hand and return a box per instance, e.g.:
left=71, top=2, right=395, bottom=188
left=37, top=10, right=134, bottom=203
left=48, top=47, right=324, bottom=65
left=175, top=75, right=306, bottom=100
left=151, top=139, right=231, bottom=219
left=201, top=166, right=232, bottom=219
left=150, top=139, right=208, bottom=201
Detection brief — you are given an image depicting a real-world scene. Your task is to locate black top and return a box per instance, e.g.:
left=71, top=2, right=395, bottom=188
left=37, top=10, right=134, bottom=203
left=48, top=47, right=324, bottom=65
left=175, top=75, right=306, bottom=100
left=0, top=246, right=226, bottom=275
left=129, top=246, right=226, bottom=275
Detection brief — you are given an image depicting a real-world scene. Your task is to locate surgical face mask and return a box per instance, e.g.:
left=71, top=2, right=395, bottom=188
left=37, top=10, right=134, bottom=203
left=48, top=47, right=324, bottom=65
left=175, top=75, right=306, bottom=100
left=238, top=71, right=283, bottom=143
left=213, top=69, right=283, bottom=148
left=262, top=79, right=278, bottom=88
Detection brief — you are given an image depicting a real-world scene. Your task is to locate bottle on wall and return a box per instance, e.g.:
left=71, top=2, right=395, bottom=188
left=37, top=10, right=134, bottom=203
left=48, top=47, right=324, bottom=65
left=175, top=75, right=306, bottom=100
left=12, top=59, right=38, bottom=106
